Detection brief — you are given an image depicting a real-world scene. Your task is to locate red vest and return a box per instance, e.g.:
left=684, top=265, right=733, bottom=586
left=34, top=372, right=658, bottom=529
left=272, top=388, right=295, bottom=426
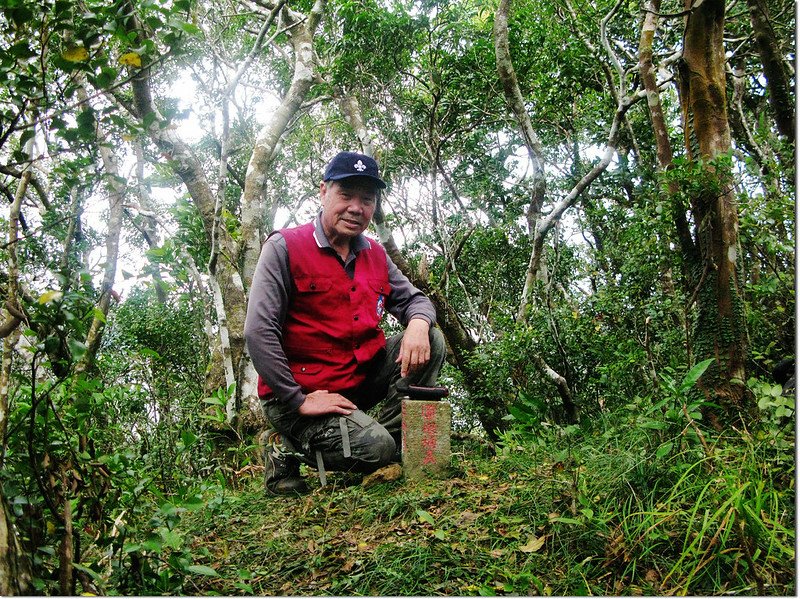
left=257, top=222, right=390, bottom=398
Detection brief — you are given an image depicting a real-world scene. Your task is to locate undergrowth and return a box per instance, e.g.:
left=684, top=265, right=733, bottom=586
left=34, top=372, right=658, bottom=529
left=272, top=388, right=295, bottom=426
left=68, top=369, right=794, bottom=596
left=166, top=397, right=794, bottom=596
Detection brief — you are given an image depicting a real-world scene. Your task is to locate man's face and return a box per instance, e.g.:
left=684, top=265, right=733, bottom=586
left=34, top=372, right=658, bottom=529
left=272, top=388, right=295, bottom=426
left=320, top=178, right=378, bottom=244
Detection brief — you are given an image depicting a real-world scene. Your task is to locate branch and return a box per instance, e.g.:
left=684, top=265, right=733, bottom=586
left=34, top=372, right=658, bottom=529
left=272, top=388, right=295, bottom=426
left=517, top=90, right=646, bottom=322
left=0, top=165, right=51, bottom=210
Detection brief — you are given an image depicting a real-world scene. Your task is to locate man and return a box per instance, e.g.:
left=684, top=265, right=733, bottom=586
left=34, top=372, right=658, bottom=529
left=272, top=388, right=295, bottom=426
left=245, top=151, right=446, bottom=495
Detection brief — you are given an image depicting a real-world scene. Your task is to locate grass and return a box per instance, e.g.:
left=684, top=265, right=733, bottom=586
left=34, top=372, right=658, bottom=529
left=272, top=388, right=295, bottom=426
left=169, top=413, right=794, bottom=596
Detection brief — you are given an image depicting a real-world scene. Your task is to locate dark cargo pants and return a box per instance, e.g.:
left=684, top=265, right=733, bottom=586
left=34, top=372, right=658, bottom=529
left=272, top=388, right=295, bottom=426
left=264, top=327, right=446, bottom=475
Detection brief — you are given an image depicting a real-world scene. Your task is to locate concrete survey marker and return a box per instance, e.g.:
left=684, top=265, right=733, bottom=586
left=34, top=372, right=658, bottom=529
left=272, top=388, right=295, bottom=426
left=401, top=399, right=451, bottom=480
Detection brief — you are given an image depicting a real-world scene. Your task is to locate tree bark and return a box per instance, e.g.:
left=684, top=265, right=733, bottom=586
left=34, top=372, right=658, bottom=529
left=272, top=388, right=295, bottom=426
left=75, top=85, right=125, bottom=374
left=494, top=0, right=546, bottom=321
left=0, top=139, right=33, bottom=597
left=680, top=0, right=750, bottom=426
left=239, top=0, right=327, bottom=289
left=0, top=489, right=31, bottom=596
left=132, top=141, right=167, bottom=304
left=118, top=4, right=250, bottom=411
left=744, top=0, right=795, bottom=142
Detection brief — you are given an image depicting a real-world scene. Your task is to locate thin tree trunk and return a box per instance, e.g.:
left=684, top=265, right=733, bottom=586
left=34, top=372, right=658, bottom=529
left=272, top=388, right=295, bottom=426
left=337, top=91, right=514, bottom=437
left=744, top=0, right=795, bottom=142
left=0, top=489, right=31, bottom=595
left=57, top=478, right=73, bottom=596
left=239, top=0, right=327, bottom=288
left=132, top=141, right=167, bottom=304
left=0, top=140, right=33, bottom=597
left=118, top=5, right=250, bottom=404
left=494, top=0, right=547, bottom=321
left=680, top=0, right=750, bottom=426
left=76, top=87, right=124, bottom=373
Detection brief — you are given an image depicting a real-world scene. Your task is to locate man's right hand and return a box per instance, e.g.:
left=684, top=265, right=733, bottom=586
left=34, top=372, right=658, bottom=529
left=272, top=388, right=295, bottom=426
left=298, top=390, right=358, bottom=416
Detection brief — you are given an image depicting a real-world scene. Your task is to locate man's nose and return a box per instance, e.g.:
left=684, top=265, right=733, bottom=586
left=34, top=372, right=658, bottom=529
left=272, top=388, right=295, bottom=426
left=347, top=200, right=365, bottom=213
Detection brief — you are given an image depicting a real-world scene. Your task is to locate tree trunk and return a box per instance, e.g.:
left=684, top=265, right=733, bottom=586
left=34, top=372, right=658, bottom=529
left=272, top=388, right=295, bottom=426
left=494, top=0, right=547, bottom=321
left=75, top=85, right=125, bottom=374
left=239, top=0, right=327, bottom=288
left=118, top=6, right=250, bottom=417
left=744, top=0, right=795, bottom=142
left=679, top=0, right=750, bottom=426
left=638, top=0, right=695, bottom=262
left=0, top=489, right=32, bottom=596
left=0, top=134, right=33, bottom=596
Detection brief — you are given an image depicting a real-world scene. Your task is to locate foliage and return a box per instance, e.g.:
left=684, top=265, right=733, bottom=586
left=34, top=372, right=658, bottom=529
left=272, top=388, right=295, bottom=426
left=0, top=0, right=794, bottom=593
left=1, top=285, right=219, bottom=594
left=160, top=376, right=794, bottom=596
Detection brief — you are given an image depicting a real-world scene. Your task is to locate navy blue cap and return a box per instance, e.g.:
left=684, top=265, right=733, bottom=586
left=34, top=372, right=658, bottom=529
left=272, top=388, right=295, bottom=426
left=323, top=151, right=387, bottom=189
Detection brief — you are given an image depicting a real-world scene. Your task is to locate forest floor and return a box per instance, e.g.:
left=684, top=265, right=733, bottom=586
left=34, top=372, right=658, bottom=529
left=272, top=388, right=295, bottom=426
left=175, top=430, right=795, bottom=596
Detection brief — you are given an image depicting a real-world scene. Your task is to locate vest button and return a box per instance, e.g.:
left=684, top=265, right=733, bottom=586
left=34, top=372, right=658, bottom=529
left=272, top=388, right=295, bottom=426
left=353, top=315, right=359, bottom=321
left=310, top=283, right=316, bottom=290
left=355, top=343, right=360, bottom=349
left=351, top=286, right=356, bottom=292
left=300, top=367, right=306, bottom=372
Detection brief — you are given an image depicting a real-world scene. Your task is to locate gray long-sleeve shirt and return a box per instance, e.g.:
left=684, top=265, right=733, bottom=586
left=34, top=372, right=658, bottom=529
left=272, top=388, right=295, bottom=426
left=244, top=215, right=437, bottom=411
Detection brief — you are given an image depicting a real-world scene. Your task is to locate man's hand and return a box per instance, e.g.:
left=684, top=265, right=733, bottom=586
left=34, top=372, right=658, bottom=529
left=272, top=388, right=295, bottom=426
left=396, top=318, right=431, bottom=377
left=298, top=390, right=358, bottom=416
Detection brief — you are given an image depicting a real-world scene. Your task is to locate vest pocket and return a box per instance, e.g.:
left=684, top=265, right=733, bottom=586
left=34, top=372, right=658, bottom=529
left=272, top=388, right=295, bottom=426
left=295, top=276, right=333, bottom=293
left=367, top=278, right=391, bottom=295
left=289, top=362, right=324, bottom=376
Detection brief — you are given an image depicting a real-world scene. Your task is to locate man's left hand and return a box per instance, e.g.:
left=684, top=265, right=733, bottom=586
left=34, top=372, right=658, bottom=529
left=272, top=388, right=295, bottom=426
left=396, top=318, right=431, bottom=377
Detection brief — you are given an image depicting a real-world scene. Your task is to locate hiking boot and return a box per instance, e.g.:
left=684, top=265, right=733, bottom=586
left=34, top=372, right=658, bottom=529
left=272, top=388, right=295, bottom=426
left=262, top=429, right=308, bottom=496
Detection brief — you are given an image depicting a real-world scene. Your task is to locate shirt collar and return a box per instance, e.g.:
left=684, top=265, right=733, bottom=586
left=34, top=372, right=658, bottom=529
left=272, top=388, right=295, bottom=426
left=312, top=211, right=370, bottom=253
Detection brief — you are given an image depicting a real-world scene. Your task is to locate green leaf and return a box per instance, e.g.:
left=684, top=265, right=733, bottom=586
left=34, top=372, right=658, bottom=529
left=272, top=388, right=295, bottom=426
left=638, top=420, right=666, bottom=430
left=10, top=41, right=37, bottom=59
left=181, top=429, right=198, bottom=447
left=416, top=509, right=435, bottom=525
left=141, top=538, right=162, bottom=552
left=19, top=127, right=35, bottom=148
left=655, top=441, right=673, bottom=459
left=160, top=528, right=183, bottom=550
left=679, top=358, right=714, bottom=393
left=177, top=22, right=202, bottom=35
left=186, top=564, right=219, bottom=577
left=68, top=339, right=87, bottom=359
left=72, top=563, right=102, bottom=581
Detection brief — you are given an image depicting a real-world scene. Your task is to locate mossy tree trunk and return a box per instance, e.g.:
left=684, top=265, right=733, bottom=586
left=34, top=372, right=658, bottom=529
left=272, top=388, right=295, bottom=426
left=679, top=0, right=751, bottom=426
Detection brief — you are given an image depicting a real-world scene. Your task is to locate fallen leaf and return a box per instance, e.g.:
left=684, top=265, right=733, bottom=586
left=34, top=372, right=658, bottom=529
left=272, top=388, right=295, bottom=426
left=519, top=534, right=547, bottom=553
left=362, top=463, right=402, bottom=487
left=456, top=511, right=480, bottom=525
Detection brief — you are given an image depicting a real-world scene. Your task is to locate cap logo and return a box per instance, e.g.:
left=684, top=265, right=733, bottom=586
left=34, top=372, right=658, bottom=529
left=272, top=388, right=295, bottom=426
left=353, top=160, right=367, bottom=172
